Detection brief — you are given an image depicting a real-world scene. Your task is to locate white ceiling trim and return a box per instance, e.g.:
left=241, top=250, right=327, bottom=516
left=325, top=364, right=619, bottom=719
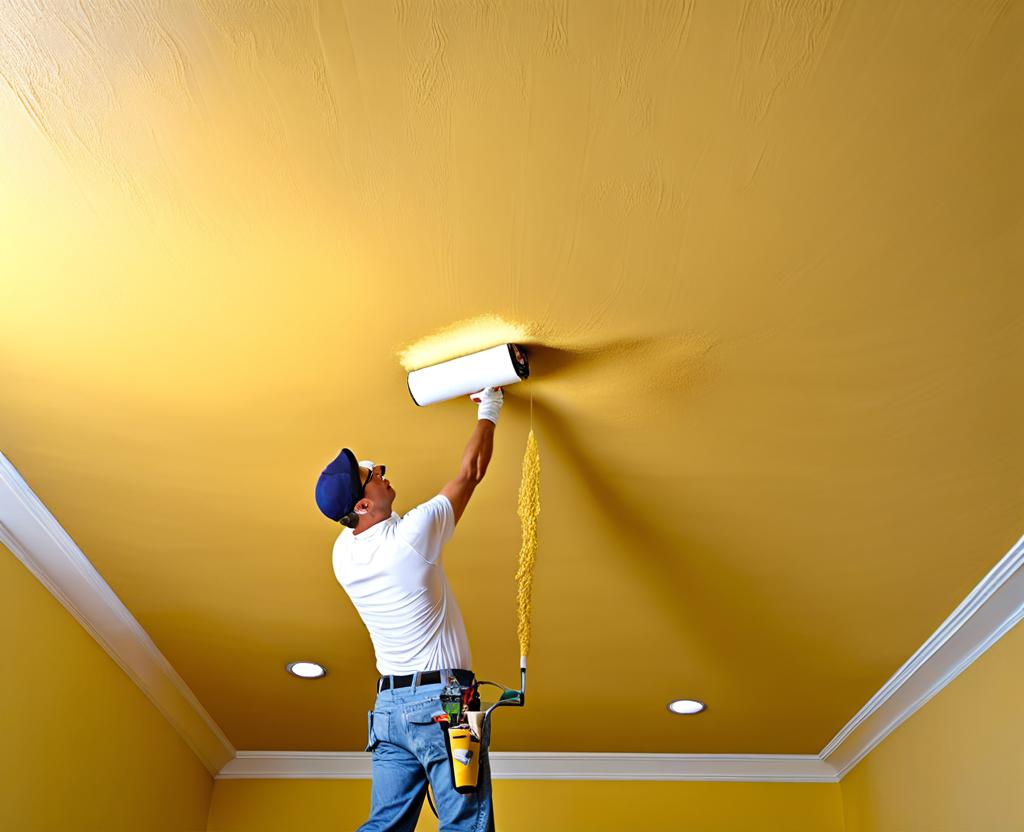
left=2, top=450, right=1021, bottom=782
left=0, top=452, right=236, bottom=775
left=819, top=532, right=1024, bottom=777
left=218, top=751, right=838, bottom=782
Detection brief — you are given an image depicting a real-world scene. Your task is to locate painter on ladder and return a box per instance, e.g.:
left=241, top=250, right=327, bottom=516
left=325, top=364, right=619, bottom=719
left=315, top=387, right=504, bottom=832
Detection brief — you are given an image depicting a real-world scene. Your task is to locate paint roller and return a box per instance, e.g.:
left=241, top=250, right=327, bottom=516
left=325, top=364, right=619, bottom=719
left=407, top=344, right=530, bottom=406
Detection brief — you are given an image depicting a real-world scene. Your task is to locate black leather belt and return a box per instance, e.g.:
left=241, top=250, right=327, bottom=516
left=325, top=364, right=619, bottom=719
left=377, top=668, right=475, bottom=692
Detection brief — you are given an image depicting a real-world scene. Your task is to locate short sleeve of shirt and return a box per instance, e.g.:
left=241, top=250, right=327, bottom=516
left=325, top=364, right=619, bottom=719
left=396, top=494, right=455, bottom=564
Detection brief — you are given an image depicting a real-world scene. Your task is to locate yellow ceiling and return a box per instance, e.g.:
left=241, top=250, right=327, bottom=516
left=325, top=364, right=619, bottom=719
left=1, top=1, right=1021, bottom=754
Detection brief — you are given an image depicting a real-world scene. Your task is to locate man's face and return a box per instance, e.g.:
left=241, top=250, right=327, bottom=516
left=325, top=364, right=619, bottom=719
left=360, top=464, right=394, bottom=507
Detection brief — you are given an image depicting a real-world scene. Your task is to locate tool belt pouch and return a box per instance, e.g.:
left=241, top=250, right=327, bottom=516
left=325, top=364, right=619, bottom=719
left=441, top=723, right=481, bottom=794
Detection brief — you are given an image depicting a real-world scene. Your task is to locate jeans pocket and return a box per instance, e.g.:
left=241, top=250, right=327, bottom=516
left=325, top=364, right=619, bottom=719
left=405, top=706, right=448, bottom=761
left=405, top=706, right=446, bottom=725
left=365, top=710, right=389, bottom=752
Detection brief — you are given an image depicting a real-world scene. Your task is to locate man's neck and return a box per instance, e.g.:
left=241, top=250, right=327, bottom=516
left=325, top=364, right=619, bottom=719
left=353, top=512, right=390, bottom=536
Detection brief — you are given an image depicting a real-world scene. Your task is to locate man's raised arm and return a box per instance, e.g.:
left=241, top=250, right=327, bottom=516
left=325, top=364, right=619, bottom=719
left=441, top=387, right=502, bottom=524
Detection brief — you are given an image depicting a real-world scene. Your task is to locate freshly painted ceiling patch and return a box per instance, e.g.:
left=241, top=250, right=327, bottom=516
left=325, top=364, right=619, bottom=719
left=286, top=662, right=327, bottom=679
left=398, top=314, right=533, bottom=372
left=667, top=699, right=706, bottom=715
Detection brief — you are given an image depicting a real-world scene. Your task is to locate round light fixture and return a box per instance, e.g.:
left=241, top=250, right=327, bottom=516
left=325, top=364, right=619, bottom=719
left=667, top=699, right=706, bottom=715
left=286, top=661, right=327, bottom=679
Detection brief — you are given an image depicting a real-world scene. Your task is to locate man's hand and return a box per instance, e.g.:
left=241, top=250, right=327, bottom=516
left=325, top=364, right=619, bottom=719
left=441, top=390, right=500, bottom=523
left=470, top=386, right=503, bottom=424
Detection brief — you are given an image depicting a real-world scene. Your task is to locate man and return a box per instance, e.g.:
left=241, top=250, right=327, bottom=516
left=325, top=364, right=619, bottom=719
left=315, top=386, right=504, bottom=832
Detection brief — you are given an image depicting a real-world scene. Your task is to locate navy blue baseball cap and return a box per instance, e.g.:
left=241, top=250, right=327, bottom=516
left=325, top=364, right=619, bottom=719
left=315, top=448, right=362, bottom=522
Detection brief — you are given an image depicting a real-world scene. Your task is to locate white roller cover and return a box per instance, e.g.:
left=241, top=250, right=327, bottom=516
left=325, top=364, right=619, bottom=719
left=408, top=344, right=528, bottom=406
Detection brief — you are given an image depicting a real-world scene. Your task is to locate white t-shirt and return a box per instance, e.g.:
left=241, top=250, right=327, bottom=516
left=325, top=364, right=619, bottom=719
left=332, top=494, right=472, bottom=675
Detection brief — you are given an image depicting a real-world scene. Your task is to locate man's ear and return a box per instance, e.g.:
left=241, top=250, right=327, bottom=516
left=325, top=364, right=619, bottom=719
left=354, top=499, right=371, bottom=516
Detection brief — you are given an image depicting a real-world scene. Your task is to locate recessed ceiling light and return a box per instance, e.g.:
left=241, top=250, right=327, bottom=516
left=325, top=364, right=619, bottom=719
left=667, top=699, right=705, bottom=715
left=286, top=661, right=327, bottom=679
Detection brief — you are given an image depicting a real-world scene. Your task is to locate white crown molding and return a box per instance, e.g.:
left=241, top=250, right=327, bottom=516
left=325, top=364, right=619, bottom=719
left=0, top=452, right=235, bottom=775
left=820, top=533, right=1024, bottom=777
left=218, top=751, right=838, bottom=782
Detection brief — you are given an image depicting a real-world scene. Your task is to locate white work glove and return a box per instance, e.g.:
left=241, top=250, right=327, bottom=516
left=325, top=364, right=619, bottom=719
left=470, top=387, right=503, bottom=424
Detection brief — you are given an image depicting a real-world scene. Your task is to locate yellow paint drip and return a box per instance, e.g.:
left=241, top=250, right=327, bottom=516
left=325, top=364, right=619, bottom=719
left=515, top=429, right=540, bottom=659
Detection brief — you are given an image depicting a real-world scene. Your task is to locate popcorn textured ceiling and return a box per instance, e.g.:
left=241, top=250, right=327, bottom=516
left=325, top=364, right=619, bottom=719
left=0, top=0, right=1021, bottom=753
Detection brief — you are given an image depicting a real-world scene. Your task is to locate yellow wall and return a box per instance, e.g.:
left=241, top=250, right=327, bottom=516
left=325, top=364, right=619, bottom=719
left=0, top=546, right=213, bottom=832
left=208, top=779, right=844, bottom=831
left=841, top=619, right=1024, bottom=831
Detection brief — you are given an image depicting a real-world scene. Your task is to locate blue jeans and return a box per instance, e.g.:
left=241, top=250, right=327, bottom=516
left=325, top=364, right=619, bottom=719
left=358, top=678, right=494, bottom=832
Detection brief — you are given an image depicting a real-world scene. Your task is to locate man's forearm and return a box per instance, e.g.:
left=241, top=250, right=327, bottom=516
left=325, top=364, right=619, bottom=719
left=441, top=390, right=501, bottom=522
left=459, top=419, right=495, bottom=483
